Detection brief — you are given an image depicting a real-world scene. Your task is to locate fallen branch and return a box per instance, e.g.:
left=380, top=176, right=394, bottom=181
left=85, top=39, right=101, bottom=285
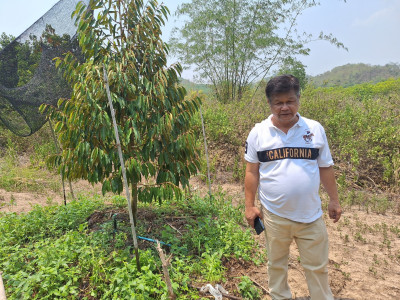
left=188, top=284, right=242, bottom=300
left=240, top=272, right=269, bottom=295
left=167, top=222, right=182, bottom=235
left=156, top=241, right=175, bottom=300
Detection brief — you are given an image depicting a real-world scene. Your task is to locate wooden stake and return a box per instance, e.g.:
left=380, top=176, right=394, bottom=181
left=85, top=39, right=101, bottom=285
left=156, top=241, right=176, bottom=300
left=0, top=271, right=7, bottom=300
left=103, top=65, right=141, bottom=272
left=199, top=105, right=212, bottom=199
left=48, top=120, right=67, bottom=206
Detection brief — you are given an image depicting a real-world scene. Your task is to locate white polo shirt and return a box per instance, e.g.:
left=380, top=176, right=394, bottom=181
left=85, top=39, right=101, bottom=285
left=244, top=113, right=334, bottom=223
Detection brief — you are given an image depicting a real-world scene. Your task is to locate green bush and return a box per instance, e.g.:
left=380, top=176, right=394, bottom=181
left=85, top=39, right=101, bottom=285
left=198, top=79, right=400, bottom=188
left=301, top=80, right=400, bottom=187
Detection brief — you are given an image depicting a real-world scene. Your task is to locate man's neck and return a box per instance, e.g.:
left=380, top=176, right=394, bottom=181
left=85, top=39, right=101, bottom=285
left=271, top=115, right=299, bottom=134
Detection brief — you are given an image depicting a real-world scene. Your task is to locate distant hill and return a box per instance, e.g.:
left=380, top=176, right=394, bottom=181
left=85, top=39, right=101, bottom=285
left=179, top=78, right=212, bottom=94
left=309, top=63, right=400, bottom=87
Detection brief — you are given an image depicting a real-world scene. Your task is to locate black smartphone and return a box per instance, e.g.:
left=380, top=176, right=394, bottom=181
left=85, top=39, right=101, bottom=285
left=254, top=216, right=265, bottom=235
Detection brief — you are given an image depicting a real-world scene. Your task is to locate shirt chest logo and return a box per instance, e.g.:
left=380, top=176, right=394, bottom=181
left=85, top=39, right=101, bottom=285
left=303, top=130, right=314, bottom=144
left=257, top=147, right=319, bottom=162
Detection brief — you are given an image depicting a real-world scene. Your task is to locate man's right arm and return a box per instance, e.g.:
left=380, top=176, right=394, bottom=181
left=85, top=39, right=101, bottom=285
left=245, top=161, right=261, bottom=228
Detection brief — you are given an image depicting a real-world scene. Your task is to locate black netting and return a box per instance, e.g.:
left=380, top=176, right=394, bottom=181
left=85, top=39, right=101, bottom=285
left=0, top=0, right=90, bottom=136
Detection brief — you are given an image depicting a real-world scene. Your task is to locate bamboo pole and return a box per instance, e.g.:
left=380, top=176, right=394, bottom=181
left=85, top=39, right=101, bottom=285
left=48, top=120, right=67, bottom=206
left=199, top=106, right=212, bottom=199
left=0, top=271, right=7, bottom=300
left=103, top=65, right=141, bottom=272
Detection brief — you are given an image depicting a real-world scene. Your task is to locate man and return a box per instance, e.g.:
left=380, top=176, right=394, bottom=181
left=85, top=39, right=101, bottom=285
left=244, top=74, right=342, bottom=300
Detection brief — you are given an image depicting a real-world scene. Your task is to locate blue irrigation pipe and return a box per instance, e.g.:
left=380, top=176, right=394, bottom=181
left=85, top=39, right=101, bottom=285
left=112, top=214, right=172, bottom=247
left=137, top=236, right=172, bottom=247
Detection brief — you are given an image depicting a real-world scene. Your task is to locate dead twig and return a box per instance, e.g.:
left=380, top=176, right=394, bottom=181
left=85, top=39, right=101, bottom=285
left=167, top=222, right=182, bottom=235
left=156, top=241, right=175, bottom=300
left=336, top=243, right=356, bottom=248
left=240, top=272, right=269, bottom=295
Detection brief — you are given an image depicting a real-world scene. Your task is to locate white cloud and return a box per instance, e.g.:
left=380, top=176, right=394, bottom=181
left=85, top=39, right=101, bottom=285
left=353, top=2, right=400, bottom=27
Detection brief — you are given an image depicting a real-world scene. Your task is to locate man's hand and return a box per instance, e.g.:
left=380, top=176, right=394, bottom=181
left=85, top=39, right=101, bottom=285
left=245, top=206, right=262, bottom=228
left=244, top=162, right=260, bottom=228
left=320, top=166, right=341, bottom=223
left=328, top=200, right=342, bottom=223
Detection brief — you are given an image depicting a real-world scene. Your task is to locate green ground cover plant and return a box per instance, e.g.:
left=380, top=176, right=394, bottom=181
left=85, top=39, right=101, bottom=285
left=0, top=192, right=264, bottom=299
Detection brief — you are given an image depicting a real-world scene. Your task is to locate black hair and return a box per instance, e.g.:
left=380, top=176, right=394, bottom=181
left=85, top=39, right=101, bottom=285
left=265, top=74, right=300, bottom=102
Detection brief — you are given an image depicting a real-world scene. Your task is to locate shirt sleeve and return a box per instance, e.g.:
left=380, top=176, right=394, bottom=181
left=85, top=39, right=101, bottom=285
left=244, top=126, right=259, bottom=163
left=317, top=125, right=334, bottom=167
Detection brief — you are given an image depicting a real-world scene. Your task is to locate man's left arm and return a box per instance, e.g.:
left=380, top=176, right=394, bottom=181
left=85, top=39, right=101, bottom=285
left=319, top=166, right=342, bottom=223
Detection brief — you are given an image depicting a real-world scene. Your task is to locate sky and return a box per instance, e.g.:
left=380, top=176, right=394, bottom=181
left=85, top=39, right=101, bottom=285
left=1, top=0, right=399, bottom=80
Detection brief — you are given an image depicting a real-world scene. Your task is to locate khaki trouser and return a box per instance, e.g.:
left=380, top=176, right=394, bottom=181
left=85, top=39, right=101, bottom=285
left=262, top=208, right=334, bottom=300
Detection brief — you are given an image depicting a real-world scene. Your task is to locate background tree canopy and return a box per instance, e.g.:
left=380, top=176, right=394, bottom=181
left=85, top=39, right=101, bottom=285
left=170, top=0, right=346, bottom=102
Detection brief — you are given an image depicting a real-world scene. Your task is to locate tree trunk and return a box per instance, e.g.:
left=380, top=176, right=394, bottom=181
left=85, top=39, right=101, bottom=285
left=131, top=183, right=138, bottom=227
left=68, top=180, right=75, bottom=200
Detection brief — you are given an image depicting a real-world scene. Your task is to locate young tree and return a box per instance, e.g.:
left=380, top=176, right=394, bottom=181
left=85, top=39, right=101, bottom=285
left=276, top=56, right=308, bottom=90
left=169, top=0, right=346, bottom=102
left=0, top=33, right=18, bottom=88
left=0, top=33, right=15, bottom=50
left=42, top=0, right=201, bottom=231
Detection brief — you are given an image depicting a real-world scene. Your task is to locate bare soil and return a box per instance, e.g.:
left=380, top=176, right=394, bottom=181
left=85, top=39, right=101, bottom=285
left=190, top=176, right=400, bottom=300
left=1, top=172, right=399, bottom=300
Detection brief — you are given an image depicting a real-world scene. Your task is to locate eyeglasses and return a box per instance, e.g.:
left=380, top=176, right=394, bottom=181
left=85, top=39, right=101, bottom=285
left=271, top=100, right=298, bottom=108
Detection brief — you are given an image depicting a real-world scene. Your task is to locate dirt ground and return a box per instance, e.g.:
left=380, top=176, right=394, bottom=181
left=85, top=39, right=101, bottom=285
left=0, top=180, right=103, bottom=213
left=190, top=175, right=400, bottom=300
left=1, top=173, right=399, bottom=300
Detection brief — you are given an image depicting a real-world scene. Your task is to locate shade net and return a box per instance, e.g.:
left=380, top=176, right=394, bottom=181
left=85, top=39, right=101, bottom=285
left=0, top=0, right=90, bottom=136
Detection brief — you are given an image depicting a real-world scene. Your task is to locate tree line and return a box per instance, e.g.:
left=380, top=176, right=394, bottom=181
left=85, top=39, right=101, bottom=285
left=309, top=63, right=400, bottom=87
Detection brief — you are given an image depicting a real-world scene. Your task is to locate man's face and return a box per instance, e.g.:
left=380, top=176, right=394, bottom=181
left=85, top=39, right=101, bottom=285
left=268, top=90, right=300, bottom=127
